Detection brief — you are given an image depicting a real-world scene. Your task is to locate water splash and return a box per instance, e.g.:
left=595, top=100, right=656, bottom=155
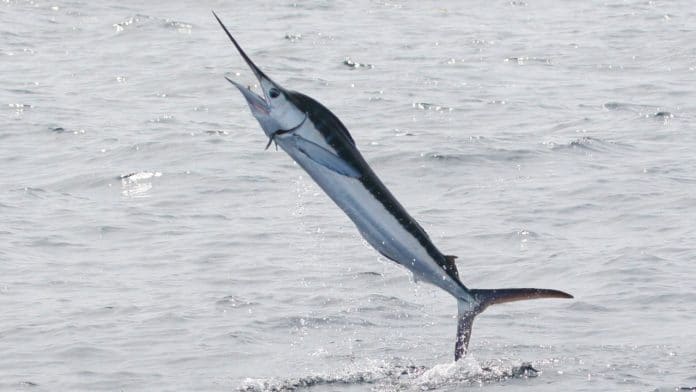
left=120, top=171, right=162, bottom=198
left=238, top=358, right=540, bottom=391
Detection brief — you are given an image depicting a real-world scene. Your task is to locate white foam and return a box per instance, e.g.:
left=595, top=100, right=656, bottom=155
left=236, top=358, right=538, bottom=392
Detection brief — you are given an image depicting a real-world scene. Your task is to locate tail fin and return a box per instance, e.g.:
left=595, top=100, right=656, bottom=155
left=455, top=288, right=572, bottom=361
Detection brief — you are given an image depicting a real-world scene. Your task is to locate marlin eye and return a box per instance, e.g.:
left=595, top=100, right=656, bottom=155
left=269, top=88, right=280, bottom=98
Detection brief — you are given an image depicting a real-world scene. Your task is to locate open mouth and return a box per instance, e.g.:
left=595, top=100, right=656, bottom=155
left=214, top=12, right=276, bottom=116
left=224, top=76, right=270, bottom=115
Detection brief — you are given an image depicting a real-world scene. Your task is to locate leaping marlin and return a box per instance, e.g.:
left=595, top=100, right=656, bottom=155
left=213, top=12, right=572, bottom=361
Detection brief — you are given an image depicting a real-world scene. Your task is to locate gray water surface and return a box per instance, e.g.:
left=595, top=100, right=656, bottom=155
left=2, top=1, right=695, bottom=391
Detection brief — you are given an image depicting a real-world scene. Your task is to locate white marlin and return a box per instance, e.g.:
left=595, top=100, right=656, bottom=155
left=213, top=12, right=572, bottom=361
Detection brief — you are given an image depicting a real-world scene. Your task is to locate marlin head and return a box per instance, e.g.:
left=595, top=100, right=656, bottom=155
left=212, top=12, right=306, bottom=148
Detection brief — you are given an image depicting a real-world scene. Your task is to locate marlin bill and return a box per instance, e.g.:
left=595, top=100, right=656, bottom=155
left=212, top=12, right=572, bottom=361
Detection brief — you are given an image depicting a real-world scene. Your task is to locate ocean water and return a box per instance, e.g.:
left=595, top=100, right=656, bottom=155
left=2, top=0, right=695, bottom=390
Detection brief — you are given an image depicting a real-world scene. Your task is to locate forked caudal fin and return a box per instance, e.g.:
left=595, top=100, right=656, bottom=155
left=455, top=288, right=573, bottom=361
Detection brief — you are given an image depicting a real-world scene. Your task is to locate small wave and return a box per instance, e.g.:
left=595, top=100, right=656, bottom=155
left=391, top=128, right=414, bottom=137
left=267, top=315, right=376, bottom=329
left=148, top=114, right=175, bottom=123
left=163, top=19, right=192, bottom=33
left=216, top=295, right=257, bottom=309
left=515, top=228, right=539, bottom=239
left=285, top=33, right=303, bottom=42
left=205, top=130, right=230, bottom=136
left=16, top=381, right=39, bottom=388
left=357, top=271, right=384, bottom=277
left=542, top=136, right=631, bottom=152
left=112, top=14, right=192, bottom=33
left=343, top=57, right=374, bottom=69
left=603, top=101, right=643, bottom=112
left=351, top=294, right=420, bottom=316
left=7, top=103, right=32, bottom=114
left=412, top=102, right=453, bottom=112
left=653, top=111, right=673, bottom=118
left=238, top=358, right=540, bottom=391
left=120, top=171, right=162, bottom=181
left=48, top=125, right=85, bottom=135
left=120, top=171, right=162, bottom=198
left=113, top=14, right=151, bottom=32
left=11, top=187, right=48, bottom=199
left=567, top=301, right=611, bottom=312
left=652, top=111, right=674, bottom=123
left=543, top=136, right=601, bottom=151
left=420, top=152, right=465, bottom=161
left=504, top=56, right=552, bottom=66
left=421, top=148, right=536, bottom=163
left=602, top=102, right=675, bottom=120
left=7, top=88, right=36, bottom=95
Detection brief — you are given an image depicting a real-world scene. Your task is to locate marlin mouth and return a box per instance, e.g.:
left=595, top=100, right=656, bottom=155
left=213, top=11, right=275, bottom=114
left=224, top=76, right=269, bottom=114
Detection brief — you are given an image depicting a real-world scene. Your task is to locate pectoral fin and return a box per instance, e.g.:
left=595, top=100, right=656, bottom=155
left=294, top=137, right=361, bottom=178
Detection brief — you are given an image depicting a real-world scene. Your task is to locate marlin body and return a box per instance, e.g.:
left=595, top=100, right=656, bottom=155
left=280, top=102, right=467, bottom=298
left=213, top=12, right=572, bottom=361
